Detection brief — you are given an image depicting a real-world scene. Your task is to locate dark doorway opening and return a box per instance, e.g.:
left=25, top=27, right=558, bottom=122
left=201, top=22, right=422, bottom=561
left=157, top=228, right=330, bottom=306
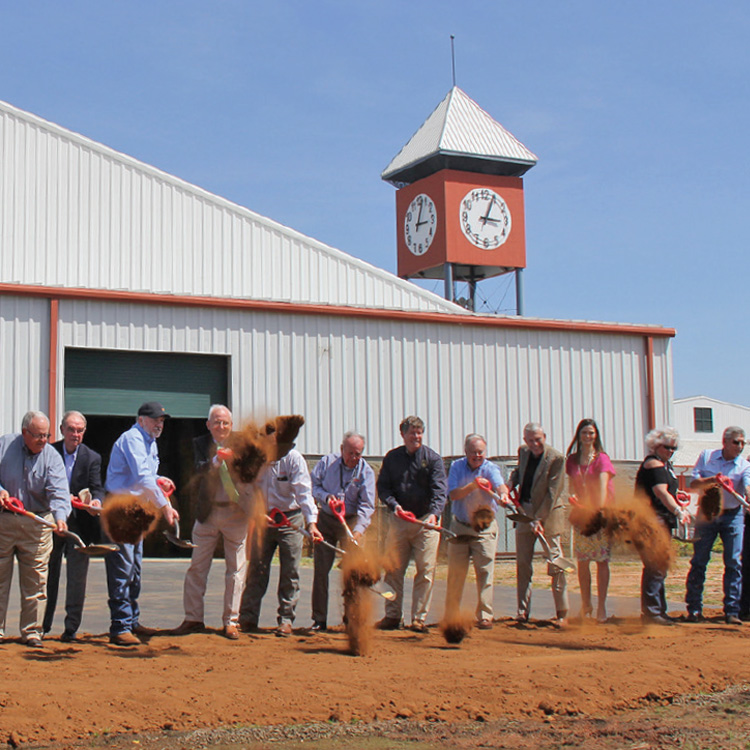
left=83, top=415, right=206, bottom=557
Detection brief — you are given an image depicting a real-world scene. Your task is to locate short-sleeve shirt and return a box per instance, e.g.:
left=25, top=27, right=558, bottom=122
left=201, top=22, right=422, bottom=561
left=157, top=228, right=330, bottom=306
left=447, top=457, right=505, bottom=524
left=692, top=449, right=750, bottom=510
left=565, top=452, right=616, bottom=504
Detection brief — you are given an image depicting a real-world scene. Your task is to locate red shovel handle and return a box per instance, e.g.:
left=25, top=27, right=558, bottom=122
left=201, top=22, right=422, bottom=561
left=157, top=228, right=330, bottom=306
left=156, top=477, right=175, bottom=497
left=328, top=496, right=345, bottom=521
left=568, top=494, right=582, bottom=506
left=216, top=447, right=234, bottom=462
left=507, top=487, right=522, bottom=510
left=395, top=508, right=418, bottom=523
left=267, top=508, right=291, bottom=528
left=675, top=491, right=691, bottom=508
left=4, top=496, right=26, bottom=514
left=475, top=476, right=492, bottom=492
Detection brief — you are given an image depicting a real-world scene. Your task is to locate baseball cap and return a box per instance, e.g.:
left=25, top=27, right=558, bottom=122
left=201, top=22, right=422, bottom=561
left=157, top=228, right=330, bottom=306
left=137, top=401, right=170, bottom=419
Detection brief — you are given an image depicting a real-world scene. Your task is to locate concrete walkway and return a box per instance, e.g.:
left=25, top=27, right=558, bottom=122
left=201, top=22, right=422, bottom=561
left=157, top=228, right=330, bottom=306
left=3, top=555, right=649, bottom=637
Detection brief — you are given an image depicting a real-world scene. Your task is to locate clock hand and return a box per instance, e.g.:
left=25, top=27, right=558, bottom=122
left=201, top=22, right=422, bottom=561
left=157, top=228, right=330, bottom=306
left=479, top=196, right=496, bottom=225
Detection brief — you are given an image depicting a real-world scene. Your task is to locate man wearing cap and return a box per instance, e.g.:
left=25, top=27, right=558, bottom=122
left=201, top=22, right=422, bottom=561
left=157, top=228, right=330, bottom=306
left=104, top=401, right=179, bottom=646
left=43, top=410, right=105, bottom=642
left=309, top=431, right=376, bottom=631
left=0, top=411, right=70, bottom=647
left=173, top=405, right=249, bottom=640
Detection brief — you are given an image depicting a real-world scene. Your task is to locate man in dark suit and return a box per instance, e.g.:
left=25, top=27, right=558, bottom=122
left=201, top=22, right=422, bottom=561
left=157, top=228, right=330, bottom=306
left=508, top=422, right=569, bottom=628
left=43, top=410, right=104, bottom=641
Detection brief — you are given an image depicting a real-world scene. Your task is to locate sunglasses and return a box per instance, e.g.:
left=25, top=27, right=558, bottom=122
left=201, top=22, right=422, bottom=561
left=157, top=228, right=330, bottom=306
left=661, top=445, right=677, bottom=451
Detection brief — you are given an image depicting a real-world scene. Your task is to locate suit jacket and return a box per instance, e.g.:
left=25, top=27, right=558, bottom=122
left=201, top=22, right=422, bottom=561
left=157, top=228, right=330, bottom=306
left=52, top=441, right=104, bottom=543
left=509, top=444, right=566, bottom=536
left=192, top=432, right=249, bottom=523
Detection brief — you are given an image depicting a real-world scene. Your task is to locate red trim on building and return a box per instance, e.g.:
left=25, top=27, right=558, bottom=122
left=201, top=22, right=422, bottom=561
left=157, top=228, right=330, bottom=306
left=0, top=283, right=676, bottom=338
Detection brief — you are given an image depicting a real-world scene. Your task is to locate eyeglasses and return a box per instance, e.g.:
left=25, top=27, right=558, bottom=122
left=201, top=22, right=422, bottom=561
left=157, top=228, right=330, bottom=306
left=27, top=431, right=50, bottom=440
left=661, top=445, right=677, bottom=451
left=732, top=440, right=746, bottom=446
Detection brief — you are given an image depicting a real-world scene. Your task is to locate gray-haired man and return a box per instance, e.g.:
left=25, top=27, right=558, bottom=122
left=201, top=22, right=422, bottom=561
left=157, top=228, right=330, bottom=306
left=309, top=431, right=376, bottom=631
left=0, top=411, right=70, bottom=647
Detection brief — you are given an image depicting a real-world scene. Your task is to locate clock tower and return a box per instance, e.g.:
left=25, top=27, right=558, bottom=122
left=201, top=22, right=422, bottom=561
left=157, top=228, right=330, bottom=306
left=382, top=87, right=537, bottom=313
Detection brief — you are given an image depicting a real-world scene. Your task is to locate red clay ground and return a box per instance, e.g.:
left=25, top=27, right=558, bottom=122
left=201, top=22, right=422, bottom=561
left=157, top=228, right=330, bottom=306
left=2, top=608, right=749, bottom=749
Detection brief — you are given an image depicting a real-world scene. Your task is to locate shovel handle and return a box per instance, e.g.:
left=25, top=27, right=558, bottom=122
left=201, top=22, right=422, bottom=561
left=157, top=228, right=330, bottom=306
left=216, top=447, right=234, bottom=462
left=395, top=508, right=418, bottom=523
left=71, top=497, right=102, bottom=514
left=267, top=509, right=344, bottom=554
left=675, top=491, right=691, bottom=508
left=4, top=497, right=87, bottom=547
left=715, top=474, right=750, bottom=510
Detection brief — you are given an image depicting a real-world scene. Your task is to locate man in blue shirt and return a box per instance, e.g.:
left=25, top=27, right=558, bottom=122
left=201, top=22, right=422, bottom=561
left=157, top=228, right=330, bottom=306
left=0, top=411, right=70, bottom=647
left=444, top=434, right=508, bottom=629
left=686, top=426, right=750, bottom=625
left=309, top=431, right=376, bottom=631
left=105, top=401, right=179, bottom=645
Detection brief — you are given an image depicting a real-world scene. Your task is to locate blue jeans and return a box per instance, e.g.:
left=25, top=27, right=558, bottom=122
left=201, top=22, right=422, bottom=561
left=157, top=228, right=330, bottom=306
left=685, top=507, right=743, bottom=617
left=105, top=540, right=143, bottom=635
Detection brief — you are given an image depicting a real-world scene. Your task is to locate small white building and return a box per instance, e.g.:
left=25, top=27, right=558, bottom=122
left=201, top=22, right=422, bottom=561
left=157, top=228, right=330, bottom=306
left=0, top=98, right=675, bottom=479
left=672, top=396, right=750, bottom=468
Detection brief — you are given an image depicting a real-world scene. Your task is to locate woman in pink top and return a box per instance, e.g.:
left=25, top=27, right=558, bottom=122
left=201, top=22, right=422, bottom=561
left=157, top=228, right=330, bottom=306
left=565, top=419, right=616, bottom=623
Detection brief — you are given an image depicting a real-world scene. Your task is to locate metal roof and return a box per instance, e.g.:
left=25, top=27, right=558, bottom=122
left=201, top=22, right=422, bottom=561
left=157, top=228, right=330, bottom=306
left=382, top=87, right=538, bottom=186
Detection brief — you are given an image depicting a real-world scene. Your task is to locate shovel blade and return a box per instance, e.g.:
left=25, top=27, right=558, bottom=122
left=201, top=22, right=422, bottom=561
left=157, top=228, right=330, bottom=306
left=548, top=556, right=576, bottom=573
left=163, top=530, right=197, bottom=549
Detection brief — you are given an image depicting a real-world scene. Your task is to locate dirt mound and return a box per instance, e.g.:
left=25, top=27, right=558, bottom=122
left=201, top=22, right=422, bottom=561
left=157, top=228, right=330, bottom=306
left=101, top=493, right=159, bottom=544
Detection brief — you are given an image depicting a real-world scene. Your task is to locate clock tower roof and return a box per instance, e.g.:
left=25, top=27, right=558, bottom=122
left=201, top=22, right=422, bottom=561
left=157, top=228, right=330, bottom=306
left=382, top=87, right=537, bottom=187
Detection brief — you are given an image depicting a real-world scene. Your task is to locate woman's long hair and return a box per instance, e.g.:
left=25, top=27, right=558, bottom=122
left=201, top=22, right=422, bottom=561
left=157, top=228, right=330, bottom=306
left=566, top=418, right=605, bottom=458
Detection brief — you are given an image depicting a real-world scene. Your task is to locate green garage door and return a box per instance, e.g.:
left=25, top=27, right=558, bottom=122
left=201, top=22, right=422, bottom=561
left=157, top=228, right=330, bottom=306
left=64, top=348, right=229, bottom=418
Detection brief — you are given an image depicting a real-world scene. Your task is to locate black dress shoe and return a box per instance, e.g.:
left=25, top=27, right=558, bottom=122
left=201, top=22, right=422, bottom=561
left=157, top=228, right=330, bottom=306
left=376, top=617, right=402, bottom=630
left=309, top=622, right=327, bottom=633
left=686, top=612, right=705, bottom=623
left=60, top=630, right=78, bottom=642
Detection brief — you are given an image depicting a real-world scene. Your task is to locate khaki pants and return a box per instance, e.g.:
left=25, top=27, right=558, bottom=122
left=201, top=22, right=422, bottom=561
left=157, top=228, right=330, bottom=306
left=0, top=512, right=54, bottom=641
left=383, top=514, right=440, bottom=624
left=183, top=504, right=248, bottom=628
left=515, top=525, right=568, bottom=619
left=445, top=519, right=498, bottom=621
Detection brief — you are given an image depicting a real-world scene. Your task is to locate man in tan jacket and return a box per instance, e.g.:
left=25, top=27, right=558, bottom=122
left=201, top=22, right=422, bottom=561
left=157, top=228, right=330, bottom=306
left=508, top=422, right=568, bottom=627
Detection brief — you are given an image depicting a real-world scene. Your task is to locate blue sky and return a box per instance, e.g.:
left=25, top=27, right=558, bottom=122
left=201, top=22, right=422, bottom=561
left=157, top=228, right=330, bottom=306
left=1, top=1, right=748, bottom=404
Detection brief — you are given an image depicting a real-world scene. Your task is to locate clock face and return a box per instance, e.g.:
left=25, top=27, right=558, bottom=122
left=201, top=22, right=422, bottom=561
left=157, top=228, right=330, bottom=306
left=404, top=193, right=437, bottom=256
left=459, top=188, right=512, bottom=249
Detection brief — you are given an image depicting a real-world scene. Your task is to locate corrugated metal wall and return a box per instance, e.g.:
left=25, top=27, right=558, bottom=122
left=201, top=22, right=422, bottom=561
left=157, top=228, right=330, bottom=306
left=0, top=295, right=49, bottom=429
left=0, top=101, right=462, bottom=315
left=31, top=299, right=671, bottom=460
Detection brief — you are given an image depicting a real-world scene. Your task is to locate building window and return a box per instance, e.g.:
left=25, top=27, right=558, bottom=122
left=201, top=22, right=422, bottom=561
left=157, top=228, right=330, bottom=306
left=694, top=407, right=713, bottom=433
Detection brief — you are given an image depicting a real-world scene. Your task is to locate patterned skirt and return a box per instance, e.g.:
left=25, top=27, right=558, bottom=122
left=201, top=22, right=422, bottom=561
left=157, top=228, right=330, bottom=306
left=575, top=528, right=611, bottom=562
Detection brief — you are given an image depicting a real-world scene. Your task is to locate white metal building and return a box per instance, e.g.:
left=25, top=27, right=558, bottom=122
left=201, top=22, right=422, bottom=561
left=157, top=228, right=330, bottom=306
left=672, top=396, right=750, bottom=468
left=0, top=99, right=674, bottom=464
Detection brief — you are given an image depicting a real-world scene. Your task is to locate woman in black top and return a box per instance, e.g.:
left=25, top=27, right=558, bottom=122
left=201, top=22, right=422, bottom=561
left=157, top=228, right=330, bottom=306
left=634, top=426, right=689, bottom=624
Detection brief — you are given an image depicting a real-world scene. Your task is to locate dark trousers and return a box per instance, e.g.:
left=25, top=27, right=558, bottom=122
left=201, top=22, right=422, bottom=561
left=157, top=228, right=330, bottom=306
left=641, top=564, right=668, bottom=618
left=311, top=511, right=352, bottom=625
left=740, top=512, right=750, bottom=617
